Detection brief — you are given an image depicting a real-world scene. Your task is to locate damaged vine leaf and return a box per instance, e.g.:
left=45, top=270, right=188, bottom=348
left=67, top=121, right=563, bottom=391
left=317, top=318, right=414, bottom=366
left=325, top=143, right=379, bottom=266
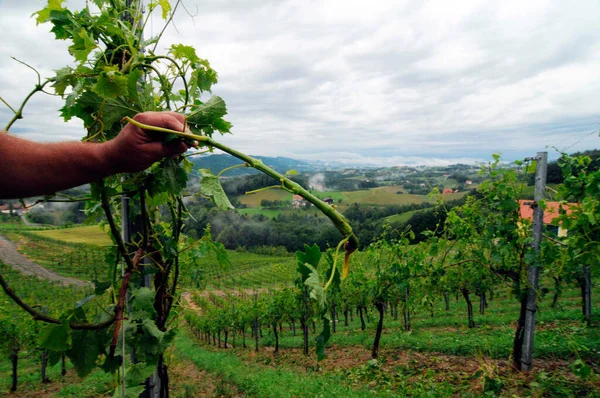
left=198, top=169, right=234, bottom=210
left=296, top=244, right=341, bottom=360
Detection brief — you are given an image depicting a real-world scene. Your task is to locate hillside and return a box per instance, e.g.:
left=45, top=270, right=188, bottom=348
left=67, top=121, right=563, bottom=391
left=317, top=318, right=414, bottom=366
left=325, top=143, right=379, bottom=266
left=190, top=154, right=321, bottom=176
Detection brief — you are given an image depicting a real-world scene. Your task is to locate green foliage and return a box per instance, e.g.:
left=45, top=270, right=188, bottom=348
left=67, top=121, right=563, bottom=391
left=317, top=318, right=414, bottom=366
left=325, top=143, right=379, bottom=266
left=199, top=169, right=234, bottom=210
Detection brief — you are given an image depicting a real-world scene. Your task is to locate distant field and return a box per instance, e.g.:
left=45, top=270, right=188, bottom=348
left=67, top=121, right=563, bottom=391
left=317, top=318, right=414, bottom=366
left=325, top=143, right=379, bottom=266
left=237, top=185, right=466, bottom=209
left=520, top=183, right=560, bottom=199
left=310, top=190, right=347, bottom=202
left=29, top=225, right=111, bottom=246
left=237, top=208, right=284, bottom=218
left=344, top=185, right=428, bottom=205
left=384, top=209, right=424, bottom=225
left=237, top=190, right=292, bottom=207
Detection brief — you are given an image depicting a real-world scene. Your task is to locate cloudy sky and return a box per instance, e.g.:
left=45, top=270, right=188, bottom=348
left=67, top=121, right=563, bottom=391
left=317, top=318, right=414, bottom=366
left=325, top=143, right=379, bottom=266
left=1, top=0, right=599, bottom=166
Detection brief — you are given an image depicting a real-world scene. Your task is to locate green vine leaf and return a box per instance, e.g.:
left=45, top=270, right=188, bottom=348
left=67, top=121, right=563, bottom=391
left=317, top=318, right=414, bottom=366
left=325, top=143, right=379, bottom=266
left=151, top=158, right=188, bottom=196
left=169, top=44, right=200, bottom=63
left=186, top=96, right=231, bottom=136
left=199, top=169, right=234, bottom=210
left=94, top=66, right=129, bottom=99
left=38, top=320, right=71, bottom=351
left=304, top=264, right=326, bottom=309
left=66, top=328, right=104, bottom=377
left=315, top=318, right=331, bottom=361
left=156, top=0, right=172, bottom=19
left=296, top=244, right=321, bottom=282
left=52, top=66, right=76, bottom=96
left=32, top=0, right=65, bottom=25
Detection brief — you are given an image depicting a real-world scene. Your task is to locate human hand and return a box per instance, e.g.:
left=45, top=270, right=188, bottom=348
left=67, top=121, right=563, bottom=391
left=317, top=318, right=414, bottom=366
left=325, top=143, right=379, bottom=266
left=103, top=111, right=193, bottom=173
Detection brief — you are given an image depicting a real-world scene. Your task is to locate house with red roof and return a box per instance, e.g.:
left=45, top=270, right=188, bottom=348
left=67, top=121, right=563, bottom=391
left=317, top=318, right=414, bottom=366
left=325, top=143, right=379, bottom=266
left=518, top=200, right=576, bottom=237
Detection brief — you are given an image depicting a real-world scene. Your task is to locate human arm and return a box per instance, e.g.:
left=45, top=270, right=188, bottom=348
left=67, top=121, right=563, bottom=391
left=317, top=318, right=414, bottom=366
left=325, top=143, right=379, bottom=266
left=0, top=112, right=191, bottom=199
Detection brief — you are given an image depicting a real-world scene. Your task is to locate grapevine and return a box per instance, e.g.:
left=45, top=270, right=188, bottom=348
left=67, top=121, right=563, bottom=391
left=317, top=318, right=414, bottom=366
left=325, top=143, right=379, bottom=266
left=0, top=0, right=357, bottom=395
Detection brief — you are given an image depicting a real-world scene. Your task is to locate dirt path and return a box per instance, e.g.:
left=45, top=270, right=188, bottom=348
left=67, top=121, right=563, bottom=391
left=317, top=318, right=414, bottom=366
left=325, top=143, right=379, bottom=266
left=0, top=235, right=88, bottom=287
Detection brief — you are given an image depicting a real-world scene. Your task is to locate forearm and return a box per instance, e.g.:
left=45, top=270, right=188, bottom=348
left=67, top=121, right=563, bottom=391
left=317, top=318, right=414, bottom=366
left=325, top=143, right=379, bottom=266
left=0, top=133, right=117, bottom=199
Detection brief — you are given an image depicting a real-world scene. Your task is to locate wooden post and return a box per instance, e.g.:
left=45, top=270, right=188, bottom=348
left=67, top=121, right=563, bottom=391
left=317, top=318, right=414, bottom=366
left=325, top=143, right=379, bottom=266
left=521, top=151, right=547, bottom=371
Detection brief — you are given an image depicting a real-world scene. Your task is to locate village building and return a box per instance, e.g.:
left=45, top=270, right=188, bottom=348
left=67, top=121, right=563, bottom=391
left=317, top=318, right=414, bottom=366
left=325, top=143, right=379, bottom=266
left=518, top=200, right=575, bottom=237
left=292, top=195, right=307, bottom=208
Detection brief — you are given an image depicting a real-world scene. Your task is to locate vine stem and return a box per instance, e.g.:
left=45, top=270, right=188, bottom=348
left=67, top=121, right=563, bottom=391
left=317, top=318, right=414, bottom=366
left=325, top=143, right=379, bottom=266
left=4, top=81, right=51, bottom=132
left=0, top=271, right=116, bottom=330
left=0, top=96, right=17, bottom=114
left=217, top=163, right=248, bottom=177
left=122, top=117, right=359, bottom=256
left=109, top=247, right=143, bottom=358
left=323, top=236, right=349, bottom=291
left=246, top=185, right=292, bottom=195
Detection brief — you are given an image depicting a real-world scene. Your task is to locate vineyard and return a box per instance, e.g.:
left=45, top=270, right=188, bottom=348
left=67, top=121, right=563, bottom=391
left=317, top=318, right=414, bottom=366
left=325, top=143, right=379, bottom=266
left=0, top=1, right=599, bottom=397
left=1, top=209, right=600, bottom=396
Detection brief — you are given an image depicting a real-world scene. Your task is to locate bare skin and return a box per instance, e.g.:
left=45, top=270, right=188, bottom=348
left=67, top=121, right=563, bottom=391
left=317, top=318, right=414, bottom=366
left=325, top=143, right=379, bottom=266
left=0, top=112, right=192, bottom=199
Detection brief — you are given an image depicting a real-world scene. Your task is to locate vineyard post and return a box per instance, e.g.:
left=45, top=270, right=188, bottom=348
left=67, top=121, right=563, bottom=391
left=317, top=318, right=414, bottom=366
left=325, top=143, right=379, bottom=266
left=521, top=151, right=547, bottom=371
left=40, top=306, right=49, bottom=383
left=253, top=293, right=259, bottom=352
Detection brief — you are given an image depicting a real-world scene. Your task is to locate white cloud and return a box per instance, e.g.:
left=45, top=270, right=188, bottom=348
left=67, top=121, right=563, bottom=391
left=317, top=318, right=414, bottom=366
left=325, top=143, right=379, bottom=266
left=0, top=0, right=599, bottom=165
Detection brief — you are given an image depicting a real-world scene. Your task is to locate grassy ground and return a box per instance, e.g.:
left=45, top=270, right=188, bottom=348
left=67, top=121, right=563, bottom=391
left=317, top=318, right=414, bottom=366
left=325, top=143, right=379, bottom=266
left=383, top=208, right=424, bottom=225
left=237, top=208, right=286, bottom=218
left=237, top=190, right=293, bottom=207
left=183, top=283, right=600, bottom=397
left=175, top=328, right=370, bottom=397
left=28, top=225, right=112, bottom=246
left=236, top=185, right=467, bottom=208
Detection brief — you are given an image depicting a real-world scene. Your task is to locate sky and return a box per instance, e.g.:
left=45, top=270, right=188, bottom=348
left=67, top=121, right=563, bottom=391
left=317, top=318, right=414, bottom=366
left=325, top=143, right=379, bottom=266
left=0, top=0, right=599, bottom=167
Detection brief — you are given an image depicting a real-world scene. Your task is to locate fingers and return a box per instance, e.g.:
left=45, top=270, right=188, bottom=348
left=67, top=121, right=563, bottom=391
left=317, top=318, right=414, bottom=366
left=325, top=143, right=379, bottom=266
left=133, top=112, right=187, bottom=134
left=162, top=139, right=189, bottom=157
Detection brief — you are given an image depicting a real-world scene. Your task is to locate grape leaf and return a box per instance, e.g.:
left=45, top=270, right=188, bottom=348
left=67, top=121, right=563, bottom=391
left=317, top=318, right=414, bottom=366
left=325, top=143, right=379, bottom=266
left=93, top=67, right=128, bottom=99
left=126, top=362, right=156, bottom=386
left=52, top=66, right=76, bottom=96
left=186, top=96, right=230, bottom=136
left=75, top=91, right=141, bottom=136
left=157, top=0, right=172, bottom=19
left=169, top=44, right=200, bottom=63
left=199, top=169, right=234, bottom=210
left=32, top=0, right=65, bottom=25
left=315, top=318, right=331, bottom=361
left=304, top=264, right=326, bottom=309
left=152, top=158, right=188, bottom=196
left=131, top=287, right=157, bottom=316
left=66, top=328, right=103, bottom=377
left=69, top=27, right=97, bottom=62
left=296, top=244, right=321, bottom=282
left=38, top=320, right=71, bottom=351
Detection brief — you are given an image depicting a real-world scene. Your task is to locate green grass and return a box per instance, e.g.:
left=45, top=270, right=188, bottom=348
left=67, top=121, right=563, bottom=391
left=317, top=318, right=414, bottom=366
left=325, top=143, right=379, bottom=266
left=3, top=232, right=112, bottom=282
left=344, top=185, right=430, bottom=205
left=311, top=190, right=347, bottom=202
left=175, top=328, right=372, bottom=397
left=28, top=225, right=111, bottom=246
left=383, top=209, right=424, bottom=225
left=519, top=183, right=560, bottom=199
left=238, top=190, right=293, bottom=207
left=195, top=250, right=297, bottom=290
left=237, top=208, right=286, bottom=218
left=0, top=346, right=114, bottom=397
